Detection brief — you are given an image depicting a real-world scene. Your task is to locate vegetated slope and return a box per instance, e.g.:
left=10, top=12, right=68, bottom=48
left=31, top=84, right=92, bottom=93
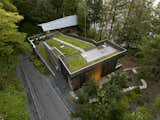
left=0, top=75, right=29, bottom=120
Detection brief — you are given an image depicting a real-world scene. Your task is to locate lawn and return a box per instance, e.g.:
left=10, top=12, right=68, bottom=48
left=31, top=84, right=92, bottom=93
left=46, top=39, right=79, bottom=56
left=0, top=76, right=29, bottom=120
left=66, top=51, right=119, bottom=72
left=53, top=33, right=95, bottom=51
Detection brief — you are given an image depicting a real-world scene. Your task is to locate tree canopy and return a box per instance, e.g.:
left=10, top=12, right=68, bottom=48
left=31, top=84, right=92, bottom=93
left=0, top=2, right=30, bottom=89
left=72, top=73, right=155, bottom=120
left=12, top=0, right=79, bottom=23
left=72, top=73, right=129, bottom=120
left=138, top=35, right=160, bottom=81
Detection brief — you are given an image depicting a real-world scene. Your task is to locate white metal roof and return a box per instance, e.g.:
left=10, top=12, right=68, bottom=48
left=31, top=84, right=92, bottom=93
left=38, top=15, right=78, bottom=32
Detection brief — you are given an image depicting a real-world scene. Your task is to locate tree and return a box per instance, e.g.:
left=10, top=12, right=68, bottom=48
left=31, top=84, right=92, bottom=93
left=0, top=0, right=17, bottom=12
left=0, top=2, right=30, bottom=89
left=151, top=3, right=160, bottom=36
left=62, top=0, right=78, bottom=16
left=153, top=95, right=160, bottom=112
left=72, top=72, right=155, bottom=120
left=129, top=107, right=152, bottom=120
left=13, top=0, right=62, bottom=23
left=153, top=95, right=160, bottom=119
left=138, top=35, right=160, bottom=81
left=50, top=0, right=64, bottom=18
left=12, top=0, right=78, bottom=23
left=72, top=72, right=129, bottom=120
left=86, top=0, right=103, bottom=28
left=117, top=0, right=153, bottom=48
left=76, top=0, right=90, bottom=35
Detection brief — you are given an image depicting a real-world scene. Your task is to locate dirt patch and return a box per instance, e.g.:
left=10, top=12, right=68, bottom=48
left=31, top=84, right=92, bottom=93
left=120, top=56, right=137, bottom=69
left=124, top=70, right=142, bottom=87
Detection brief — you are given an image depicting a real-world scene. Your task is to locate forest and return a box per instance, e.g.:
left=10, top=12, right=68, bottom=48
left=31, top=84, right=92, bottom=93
left=0, top=0, right=160, bottom=119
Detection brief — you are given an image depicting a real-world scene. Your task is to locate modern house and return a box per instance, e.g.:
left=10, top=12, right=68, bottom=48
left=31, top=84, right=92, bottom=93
left=30, top=15, right=126, bottom=90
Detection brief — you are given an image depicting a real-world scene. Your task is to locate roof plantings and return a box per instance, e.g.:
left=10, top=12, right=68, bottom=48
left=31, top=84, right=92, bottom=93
left=46, top=39, right=79, bottom=56
left=65, top=51, right=119, bottom=72
left=37, top=43, right=50, bottom=64
left=53, top=33, right=95, bottom=50
left=34, top=32, right=125, bottom=75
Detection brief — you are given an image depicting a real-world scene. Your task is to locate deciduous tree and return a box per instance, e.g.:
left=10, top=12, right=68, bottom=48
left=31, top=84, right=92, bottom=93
left=0, top=2, right=30, bottom=89
left=138, top=35, right=160, bottom=81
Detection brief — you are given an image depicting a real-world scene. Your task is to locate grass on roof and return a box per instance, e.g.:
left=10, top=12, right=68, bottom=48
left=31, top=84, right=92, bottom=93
left=46, top=39, right=79, bottom=56
left=37, top=43, right=50, bottom=64
left=53, top=33, right=95, bottom=51
left=66, top=51, right=119, bottom=72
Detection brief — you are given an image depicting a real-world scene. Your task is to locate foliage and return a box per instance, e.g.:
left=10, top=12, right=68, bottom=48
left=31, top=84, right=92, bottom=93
left=0, top=2, right=30, bottom=89
left=86, top=0, right=103, bottom=26
left=12, top=0, right=78, bottom=23
left=72, top=72, right=129, bottom=120
left=36, top=43, right=50, bottom=64
left=86, top=28, right=100, bottom=41
left=128, top=107, right=152, bottom=120
left=116, top=0, right=153, bottom=48
left=76, top=0, right=89, bottom=34
left=0, top=0, right=17, bottom=12
left=76, top=0, right=154, bottom=46
left=12, top=0, right=56, bottom=23
left=0, top=75, right=29, bottom=120
left=138, top=35, right=160, bottom=81
left=62, top=0, right=78, bottom=16
left=151, top=3, right=160, bottom=36
left=153, top=95, right=160, bottom=112
left=72, top=72, right=156, bottom=120
left=19, top=21, right=41, bottom=36
left=31, top=55, right=50, bottom=76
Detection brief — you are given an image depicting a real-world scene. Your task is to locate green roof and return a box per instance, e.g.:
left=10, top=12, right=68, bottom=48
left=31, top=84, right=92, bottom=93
left=46, top=39, right=79, bottom=56
left=36, top=33, right=123, bottom=74
left=37, top=43, right=50, bottom=64
left=53, top=33, right=95, bottom=50
left=65, top=51, right=119, bottom=72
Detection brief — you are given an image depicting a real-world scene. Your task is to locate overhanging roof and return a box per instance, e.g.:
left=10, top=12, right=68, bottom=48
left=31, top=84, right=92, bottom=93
left=38, top=15, right=78, bottom=32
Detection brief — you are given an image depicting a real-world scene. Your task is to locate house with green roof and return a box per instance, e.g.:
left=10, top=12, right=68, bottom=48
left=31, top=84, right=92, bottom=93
left=39, top=32, right=126, bottom=90
left=29, top=15, right=126, bottom=90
